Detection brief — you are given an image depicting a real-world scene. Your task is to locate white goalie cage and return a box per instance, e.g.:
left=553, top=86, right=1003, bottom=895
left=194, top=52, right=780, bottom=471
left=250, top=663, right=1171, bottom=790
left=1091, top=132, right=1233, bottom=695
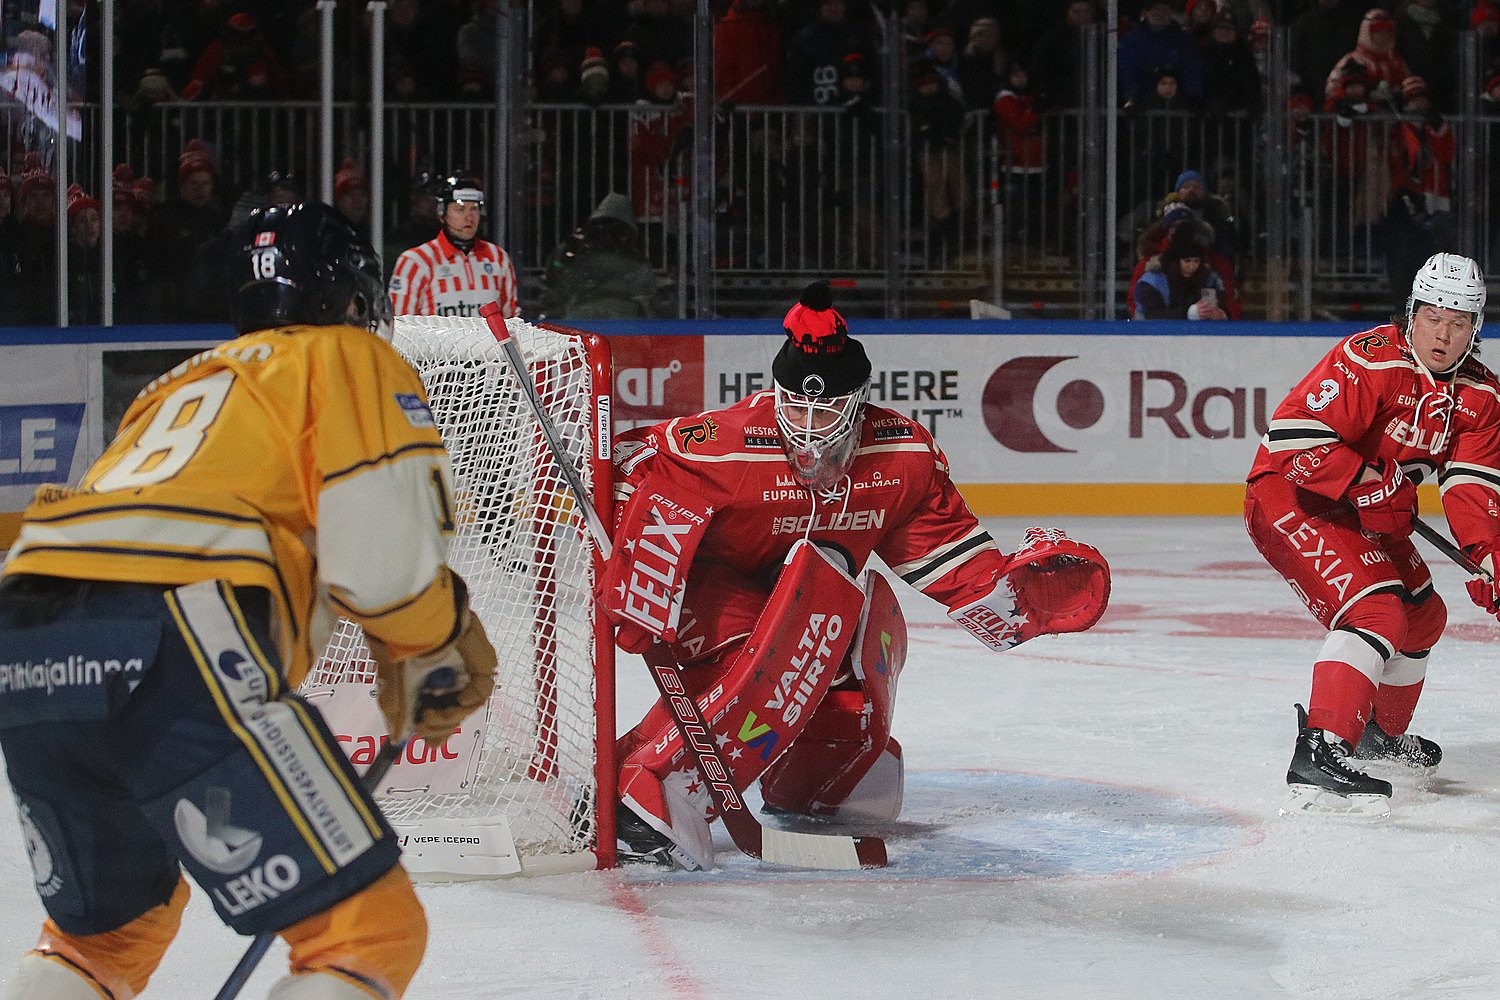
left=304, top=314, right=615, bottom=876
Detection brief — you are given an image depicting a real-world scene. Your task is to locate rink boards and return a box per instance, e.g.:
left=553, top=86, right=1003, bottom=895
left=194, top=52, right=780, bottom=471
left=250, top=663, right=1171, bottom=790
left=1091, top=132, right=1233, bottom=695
left=0, top=319, right=1384, bottom=550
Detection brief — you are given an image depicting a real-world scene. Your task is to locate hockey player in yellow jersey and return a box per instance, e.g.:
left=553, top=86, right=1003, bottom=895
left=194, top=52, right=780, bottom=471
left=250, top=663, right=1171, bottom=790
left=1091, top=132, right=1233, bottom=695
left=0, top=202, right=496, bottom=1000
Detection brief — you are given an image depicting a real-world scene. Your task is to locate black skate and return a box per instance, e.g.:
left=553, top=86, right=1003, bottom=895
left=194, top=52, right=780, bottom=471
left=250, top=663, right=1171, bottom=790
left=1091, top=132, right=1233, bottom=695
left=1352, top=715, right=1442, bottom=772
left=614, top=804, right=681, bottom=868
left=1282, top=704, right=1392, bottom=818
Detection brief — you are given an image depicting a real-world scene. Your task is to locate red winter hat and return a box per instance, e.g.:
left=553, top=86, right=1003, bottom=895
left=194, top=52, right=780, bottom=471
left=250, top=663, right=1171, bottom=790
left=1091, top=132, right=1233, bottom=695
left=112, top=163, right=136, bottom=207
left=1250, top=16, right=1271, bottom=41
left=1401, top=75, right=1428, bottom=100
left=178, top=139, right=214, bottom=184
left=1363, top=8, right=1396, bottom=33
left=773, top=281, right=870, bottom=398
left=19, top=168, right=53, bottom=200
left=66, top=183, right=99, bottom=218
left=645, top=61, right=676, bottom=92
left=133, top=176, right=157, bottom=212
left=334, top=157, right=367, bottom=201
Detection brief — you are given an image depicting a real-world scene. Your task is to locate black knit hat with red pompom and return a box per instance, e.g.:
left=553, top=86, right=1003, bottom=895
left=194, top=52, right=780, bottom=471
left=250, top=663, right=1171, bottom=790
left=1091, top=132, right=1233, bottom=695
left=772, top=281, right=871, bottom=399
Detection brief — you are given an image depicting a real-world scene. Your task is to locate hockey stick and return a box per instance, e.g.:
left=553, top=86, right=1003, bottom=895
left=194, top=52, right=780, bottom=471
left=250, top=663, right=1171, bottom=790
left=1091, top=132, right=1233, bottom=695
left=478, top=302, right=613, bottom=560
left=640, top=640, right=887, bottom=869
left=481, top=306, right=887, bottom=870
left=213, top=738, right=406, bottom=1000
left=1412, top=516, right=1493, bottom=581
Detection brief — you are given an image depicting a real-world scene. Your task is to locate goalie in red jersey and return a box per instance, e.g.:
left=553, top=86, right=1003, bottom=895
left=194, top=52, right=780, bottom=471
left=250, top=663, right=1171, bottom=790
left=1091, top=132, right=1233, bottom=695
left=1247, top=252, right=1500, bottom=818
left=599, top=281, right=1111, bottom=868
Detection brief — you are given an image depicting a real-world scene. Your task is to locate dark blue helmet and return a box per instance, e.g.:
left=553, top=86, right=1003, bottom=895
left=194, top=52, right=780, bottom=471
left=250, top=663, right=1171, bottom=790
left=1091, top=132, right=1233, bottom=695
left=232, top=202, right=392, bottom=339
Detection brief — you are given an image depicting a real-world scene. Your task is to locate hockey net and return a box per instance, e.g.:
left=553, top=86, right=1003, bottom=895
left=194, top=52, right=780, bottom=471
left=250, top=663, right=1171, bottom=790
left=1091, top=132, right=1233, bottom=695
left=303, top=315, right=615, bottom=876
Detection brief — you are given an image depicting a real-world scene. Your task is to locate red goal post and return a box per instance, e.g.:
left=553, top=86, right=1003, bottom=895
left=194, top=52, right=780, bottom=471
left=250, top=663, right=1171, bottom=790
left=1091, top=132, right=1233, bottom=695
left=303, top=315, right=616, bottom=876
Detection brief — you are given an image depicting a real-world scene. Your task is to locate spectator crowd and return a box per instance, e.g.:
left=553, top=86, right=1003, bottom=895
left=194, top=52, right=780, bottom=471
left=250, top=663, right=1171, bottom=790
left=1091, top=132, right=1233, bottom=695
left=5, top=0, right=1500, bottom=325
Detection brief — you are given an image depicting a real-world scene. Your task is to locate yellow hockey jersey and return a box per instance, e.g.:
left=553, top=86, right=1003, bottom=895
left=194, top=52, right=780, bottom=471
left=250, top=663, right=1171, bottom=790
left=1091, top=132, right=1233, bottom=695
left=3, top=324, right=461, bottom=685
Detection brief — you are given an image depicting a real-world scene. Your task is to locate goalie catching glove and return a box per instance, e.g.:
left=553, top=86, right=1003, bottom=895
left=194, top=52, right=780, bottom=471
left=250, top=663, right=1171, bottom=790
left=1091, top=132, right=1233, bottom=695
left=948, top=527, right=1110, bottom=651
left=367, top=606, right=498, bottom=747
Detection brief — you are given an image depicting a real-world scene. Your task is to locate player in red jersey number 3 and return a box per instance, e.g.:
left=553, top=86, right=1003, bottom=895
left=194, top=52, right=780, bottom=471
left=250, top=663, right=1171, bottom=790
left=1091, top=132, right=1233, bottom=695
left=1246, top=253, right=1500, bottom=817
left=599, top=282, right=1112, bottom=868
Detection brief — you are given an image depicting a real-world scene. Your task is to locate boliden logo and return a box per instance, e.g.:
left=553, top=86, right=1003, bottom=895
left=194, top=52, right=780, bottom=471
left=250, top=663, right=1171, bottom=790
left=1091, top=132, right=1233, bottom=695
left=0, top=403, right=84, bottom=486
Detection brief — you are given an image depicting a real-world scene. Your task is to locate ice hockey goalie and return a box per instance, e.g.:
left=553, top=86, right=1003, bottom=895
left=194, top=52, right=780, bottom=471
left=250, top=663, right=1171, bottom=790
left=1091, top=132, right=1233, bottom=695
left=600, top=281, right=1111, bottom=869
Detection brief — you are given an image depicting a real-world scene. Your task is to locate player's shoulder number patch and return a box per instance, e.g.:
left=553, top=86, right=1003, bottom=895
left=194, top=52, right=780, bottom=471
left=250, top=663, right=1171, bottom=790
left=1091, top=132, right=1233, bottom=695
left=394, top=393, right=435, bottom=428
left=1305, top=378, right=1339, bottom=411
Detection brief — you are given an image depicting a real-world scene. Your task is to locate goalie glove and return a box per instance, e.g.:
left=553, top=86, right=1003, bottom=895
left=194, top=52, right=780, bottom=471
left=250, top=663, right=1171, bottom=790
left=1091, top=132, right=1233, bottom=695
left=1345, top=458, right=1416, bottom=538
left=947, top=527, right=1111, bottom=651
left=367, top=609, right=497, bottom=748
left=1464, top=541, right=1500, bottom=618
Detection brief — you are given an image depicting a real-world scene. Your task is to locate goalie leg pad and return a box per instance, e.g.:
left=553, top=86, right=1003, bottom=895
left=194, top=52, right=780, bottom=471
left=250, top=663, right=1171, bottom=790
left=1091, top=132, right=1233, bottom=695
left=616, top=541, right=865, bottom=850
left=760, top=571, right=908, bottom=820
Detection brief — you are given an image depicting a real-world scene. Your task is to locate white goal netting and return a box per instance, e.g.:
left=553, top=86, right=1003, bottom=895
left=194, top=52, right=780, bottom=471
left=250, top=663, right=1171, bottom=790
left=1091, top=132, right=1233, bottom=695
left=305, top=315, right=610, bottom=874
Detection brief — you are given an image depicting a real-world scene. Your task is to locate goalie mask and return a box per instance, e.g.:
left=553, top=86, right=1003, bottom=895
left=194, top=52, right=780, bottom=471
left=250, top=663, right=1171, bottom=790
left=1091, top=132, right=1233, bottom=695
left=772, top=281, right=872, bottom=493
left=1406, top=252, right=1486, bottom=374
left=232, top=202, right=393, bottom=340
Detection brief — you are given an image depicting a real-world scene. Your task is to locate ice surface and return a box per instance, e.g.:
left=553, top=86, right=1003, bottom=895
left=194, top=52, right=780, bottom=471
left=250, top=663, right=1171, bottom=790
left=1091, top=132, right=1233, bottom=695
left=3, top=517, right=1500, bottom=999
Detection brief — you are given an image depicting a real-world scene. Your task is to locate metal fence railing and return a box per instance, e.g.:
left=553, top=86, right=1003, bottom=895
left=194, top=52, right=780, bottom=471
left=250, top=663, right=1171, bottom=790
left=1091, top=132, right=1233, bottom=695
left=5, top=98, right=1490, bottom=326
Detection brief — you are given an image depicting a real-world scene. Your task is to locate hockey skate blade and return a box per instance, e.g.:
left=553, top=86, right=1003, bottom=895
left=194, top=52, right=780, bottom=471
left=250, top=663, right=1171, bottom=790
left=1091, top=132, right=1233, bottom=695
left=1279, top=783, right=1391, bottom=819
left=759, top=827, right=888, bottom=870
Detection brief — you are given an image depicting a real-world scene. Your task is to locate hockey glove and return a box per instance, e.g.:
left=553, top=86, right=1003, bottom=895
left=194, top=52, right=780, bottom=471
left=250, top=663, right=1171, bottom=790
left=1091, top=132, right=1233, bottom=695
left=948, top=527, right=1110, bottom=650
left=368, top=610, right=497, bottom=747
left=1345, top=459, right=1416, bottom=538
left=1463, top=542, right=1500, bottom=618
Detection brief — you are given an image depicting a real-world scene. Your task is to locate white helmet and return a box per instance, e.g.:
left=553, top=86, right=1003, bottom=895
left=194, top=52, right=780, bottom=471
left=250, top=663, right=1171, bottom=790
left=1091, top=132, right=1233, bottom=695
left=1407, top=252, right=1487, bottom=350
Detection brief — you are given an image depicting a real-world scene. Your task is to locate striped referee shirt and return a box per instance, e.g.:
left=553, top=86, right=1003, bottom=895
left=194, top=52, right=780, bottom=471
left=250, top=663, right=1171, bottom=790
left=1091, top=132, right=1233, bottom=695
left=388, top=230, right=519, bottom=319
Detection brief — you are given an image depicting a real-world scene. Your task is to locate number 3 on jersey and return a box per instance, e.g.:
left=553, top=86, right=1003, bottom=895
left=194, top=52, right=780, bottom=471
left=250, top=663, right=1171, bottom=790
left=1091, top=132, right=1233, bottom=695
left=94, top=371, right=235, bottom=491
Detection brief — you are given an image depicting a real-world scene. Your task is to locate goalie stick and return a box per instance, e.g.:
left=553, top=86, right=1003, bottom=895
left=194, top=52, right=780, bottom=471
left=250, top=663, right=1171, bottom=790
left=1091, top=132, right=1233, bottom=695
left=1412, top=516, right=1493, bottom=581
left=480, top=303, right=887, bottom=871
left=213, top=738, right=406, bottom=1000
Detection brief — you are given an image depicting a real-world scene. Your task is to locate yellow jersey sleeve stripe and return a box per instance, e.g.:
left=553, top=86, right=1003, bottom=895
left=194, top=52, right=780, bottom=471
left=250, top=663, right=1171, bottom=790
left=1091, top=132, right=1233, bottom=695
left=323, top=441, right=449, bottom=487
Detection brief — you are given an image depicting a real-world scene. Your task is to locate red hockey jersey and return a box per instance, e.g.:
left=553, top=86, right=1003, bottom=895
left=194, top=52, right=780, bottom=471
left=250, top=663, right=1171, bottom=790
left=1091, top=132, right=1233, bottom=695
left=1248, top=323, right=1500, bottom=551
left=613, top=391, right=1007, bottom=611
